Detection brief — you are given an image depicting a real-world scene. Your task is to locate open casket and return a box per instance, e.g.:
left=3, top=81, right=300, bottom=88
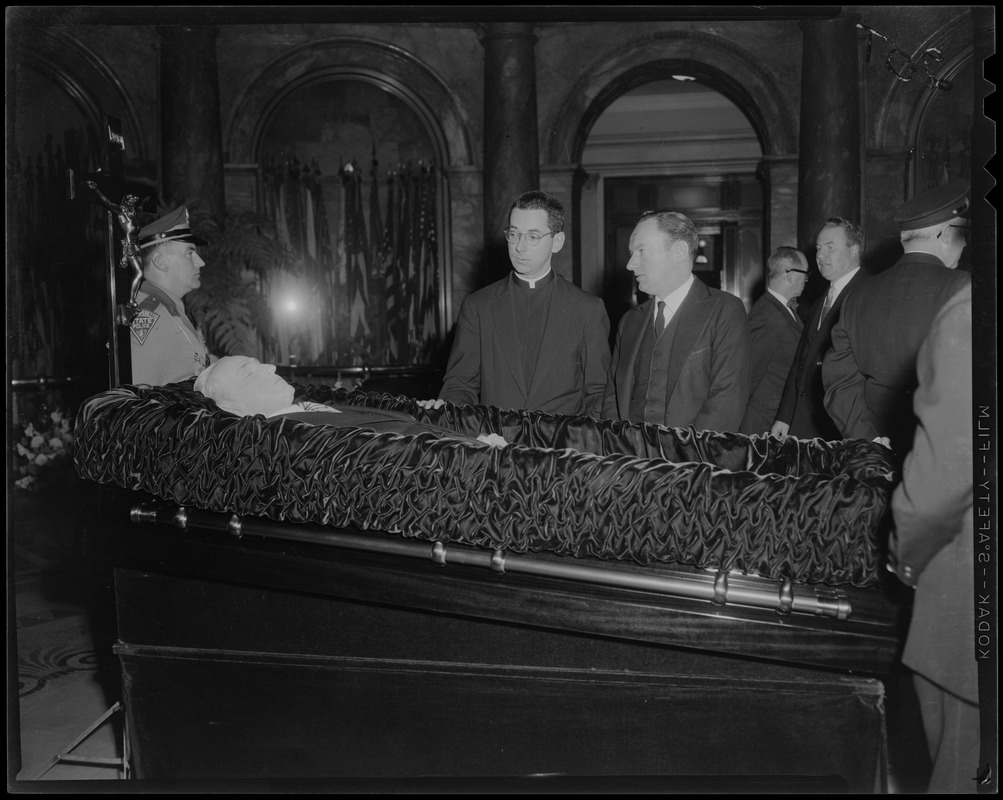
left=74, top=381, right=906, bottom=791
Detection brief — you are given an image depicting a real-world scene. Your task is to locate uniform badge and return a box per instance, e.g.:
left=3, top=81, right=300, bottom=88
left=130, top=308, right=160, bottom=345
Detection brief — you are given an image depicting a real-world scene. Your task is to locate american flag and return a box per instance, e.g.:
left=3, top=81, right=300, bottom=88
left=380, top=171, right=404, bottom=363
left=342, top=161, right=370, bottom=342
left=417, top=165, right=439, bottom=357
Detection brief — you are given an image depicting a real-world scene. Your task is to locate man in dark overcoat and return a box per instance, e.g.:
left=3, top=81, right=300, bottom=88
left=771, top=218, right=867, bottom=441
left=823, top=180, right=971, bottom=458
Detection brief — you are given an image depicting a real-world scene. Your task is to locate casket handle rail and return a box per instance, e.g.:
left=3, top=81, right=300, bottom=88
left=130, top=504, right=852, bottom=621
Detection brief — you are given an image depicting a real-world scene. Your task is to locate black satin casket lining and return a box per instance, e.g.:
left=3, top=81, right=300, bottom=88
left=73, top=383, right=895, bottom=587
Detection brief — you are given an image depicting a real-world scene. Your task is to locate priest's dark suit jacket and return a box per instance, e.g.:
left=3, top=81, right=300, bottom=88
left=601, top=276, right=751, bottom=433
left=438, top=272, right=610, bottom=416
left=774, top=269, right=867, bottom=440
left=739, top=290, right=803, bottom=435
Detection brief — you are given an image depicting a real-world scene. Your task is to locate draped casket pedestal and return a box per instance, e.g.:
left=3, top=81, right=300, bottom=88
left=74, top=383, right=907, bottom=792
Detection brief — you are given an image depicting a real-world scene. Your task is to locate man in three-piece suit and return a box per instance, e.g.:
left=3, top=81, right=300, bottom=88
left=771, top=217, right=867, bottom=441
left=739, top=246, right=808, bottom=435
left=823, top=180, right=972, bottom=459
left=432, top=191, right=610, bottom=416
left=602, top=210, right=750, bottom=433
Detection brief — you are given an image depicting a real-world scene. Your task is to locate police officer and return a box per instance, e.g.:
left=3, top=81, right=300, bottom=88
left=822, top=180, right=971, bottom=458
left=129, top=206, right=213, bottom=385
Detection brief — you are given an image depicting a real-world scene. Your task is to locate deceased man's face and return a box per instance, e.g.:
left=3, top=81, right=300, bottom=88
left=200, top=356, right=295, bottom=416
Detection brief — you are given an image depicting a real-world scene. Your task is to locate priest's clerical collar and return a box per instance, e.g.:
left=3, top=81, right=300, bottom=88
left=512, top=267, right=554, bottom=290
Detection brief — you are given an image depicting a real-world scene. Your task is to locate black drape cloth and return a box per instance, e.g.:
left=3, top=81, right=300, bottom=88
left=74, top=382, right=895, bottom=587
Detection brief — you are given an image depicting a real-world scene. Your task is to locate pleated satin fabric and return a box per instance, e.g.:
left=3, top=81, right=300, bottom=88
left=74, top=381, right=896, bottom=587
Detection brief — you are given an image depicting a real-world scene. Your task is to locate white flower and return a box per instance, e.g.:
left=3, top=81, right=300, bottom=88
left=49, top=437, right=65, bottom=450
left=34, top=453, right=49, bottom=467
left=30, top=434, right=45, bottom=449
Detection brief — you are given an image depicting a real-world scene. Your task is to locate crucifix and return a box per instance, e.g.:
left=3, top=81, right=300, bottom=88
left=66, top=115, right=152, bottom=388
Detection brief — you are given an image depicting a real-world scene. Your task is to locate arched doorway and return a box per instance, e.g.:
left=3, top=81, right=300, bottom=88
left=579, top=77, right=764, bottom=334
left=9, top=60, right=114, bottom=401
left=253, top=76, right=444, bottom=367
left=225, top=40, right=472, bottom=370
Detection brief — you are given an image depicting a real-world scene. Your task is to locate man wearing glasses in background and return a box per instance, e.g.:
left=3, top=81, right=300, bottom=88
left=427, top=190, right=610, bottom=416
left=771, top=217, right=868, bottom=442
left=823, top=180, right=971, bottom=462
left=739, top=246, right=808, bottom=435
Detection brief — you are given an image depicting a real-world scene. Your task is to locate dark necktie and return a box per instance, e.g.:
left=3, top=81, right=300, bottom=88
left=818, top=285, right=834, bottom=329
left=654, top=300, right=666, bottom=338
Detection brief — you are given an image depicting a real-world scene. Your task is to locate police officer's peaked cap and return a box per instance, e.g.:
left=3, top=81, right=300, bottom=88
left=893, top=179, right=971, bottom=232
left=138, top=206, right=208, bottom=249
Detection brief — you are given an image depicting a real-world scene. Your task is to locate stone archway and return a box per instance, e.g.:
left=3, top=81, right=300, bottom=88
left=872, top=13, right=973, bottom=156
left=10, top=27, right=149, bottom=165
left=866, top=12, right=974, bottom=270
left=547, top=30, right=796, bottom=167
left=223, top=38, right=475, bottom=367
left=225, top=37, right=473, bottom=169
left=545, top=31, right=795, bottom=308
left=9, top=27, right=150, bottom=389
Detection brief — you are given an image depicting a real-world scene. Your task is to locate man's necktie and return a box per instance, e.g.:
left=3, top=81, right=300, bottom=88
left=787, top=297, right=798, bottom=318
left=654, top=300, right=666, bottom=337
left=818, top=286, right=834, bottom=329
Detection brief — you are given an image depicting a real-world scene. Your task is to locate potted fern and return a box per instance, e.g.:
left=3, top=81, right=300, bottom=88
left=183, top=208, right=299, bottom=359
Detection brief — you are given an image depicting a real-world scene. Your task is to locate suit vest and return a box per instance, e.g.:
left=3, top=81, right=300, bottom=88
left=628, top=309, right=681, bottom=423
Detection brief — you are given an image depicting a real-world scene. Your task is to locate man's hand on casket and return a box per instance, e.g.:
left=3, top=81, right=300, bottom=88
left=770, top=420, right=790, bottom=438
left=416, top=398, right=446, bottom=410
left=885, top=533, right=918, bottom=588
left=476, top=433, right=508, bottom=447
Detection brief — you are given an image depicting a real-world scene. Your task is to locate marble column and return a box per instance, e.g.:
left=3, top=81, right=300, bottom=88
left=758, top=155, right=800, bottom=256
left=480, top=22, right=539, bottom=283
left=157, top=26, right=226, bottom=223
left=797, top=15, right=862, bottom=266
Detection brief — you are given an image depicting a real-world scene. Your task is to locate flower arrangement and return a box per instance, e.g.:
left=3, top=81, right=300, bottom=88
left=13, top=407, right=75, bottom=491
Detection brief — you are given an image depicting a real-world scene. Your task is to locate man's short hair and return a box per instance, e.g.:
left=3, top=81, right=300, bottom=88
left=511, top=190, right=565, bottom=233
left=823, top=217, right=865, bottom=251
left=767, top=246, right=805, bottom=281
left=899, top=226, right=938, bottom=244
left=638, top=210, right=699, bottom=260
left=141, top=240, right=173, bottom=273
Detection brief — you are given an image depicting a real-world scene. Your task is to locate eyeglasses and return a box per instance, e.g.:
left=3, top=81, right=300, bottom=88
left=786, top=268, right=810, bottom=277
left=505, top=229, right=554, bottom=247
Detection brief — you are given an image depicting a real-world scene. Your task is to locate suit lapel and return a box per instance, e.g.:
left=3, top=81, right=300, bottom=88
left=767, top=292, right=803, bottom=334
left=807, top=270, right=863, bottom=354
left=616, top=301, right=652, bottom=418
left=805, top=293, right=826, bottom=345
left=526, top=275, right=563, bottom=399
left=490, top=278, right=528, bottom=397
left=664, top=279, right=708, bottom=402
